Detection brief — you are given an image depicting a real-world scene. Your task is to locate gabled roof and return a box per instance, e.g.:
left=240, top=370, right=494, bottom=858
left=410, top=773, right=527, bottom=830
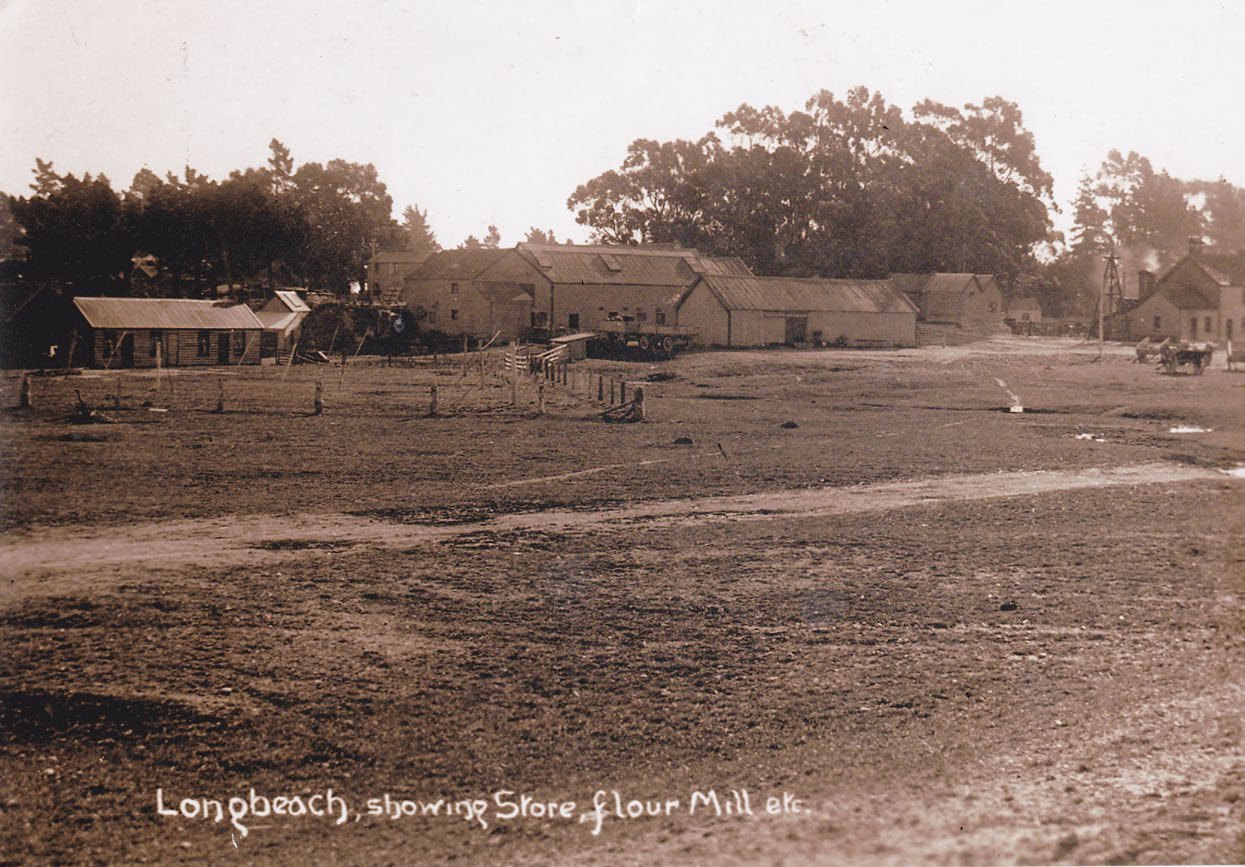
left=407, top=249, right=510, bottom=281
left=687, top=275, right=918, bottom=314
left=74, top=297, right=264, bottom=330
left=1163, top=283, right=1218, bottom=309
left=370, top=249, right=430, bottom=266
left=256, top=310, right=302, bottom=332
left=271, top=289, right=310, bottom=313
left=1195, top=253, right=1245, bottom=286
left=515, top=243, right=754, bottom=287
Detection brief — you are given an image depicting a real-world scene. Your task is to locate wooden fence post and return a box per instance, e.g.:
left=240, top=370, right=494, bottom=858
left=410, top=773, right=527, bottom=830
left=609, top=378, right=616, bottom=404
left=620, top=380, right=627, bottom=404
left=216, top=378, right=225, bottom=413
left=634, top=386, right=645, bottom=420
left=18, top=373, right=31, bottom=410
left=113, top=375, right=122, bottom=410
left=598, top=375, right=604, bottom=402
left=537, top=382, right=545, bottom=415
left=314, top=380, right=323, bottom=415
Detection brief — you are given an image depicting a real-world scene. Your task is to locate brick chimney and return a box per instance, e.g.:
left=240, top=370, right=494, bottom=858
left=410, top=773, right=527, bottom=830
left=1137, top=270, right=1155, bottom=299
left=1187, top=236, right=1204, bottom=258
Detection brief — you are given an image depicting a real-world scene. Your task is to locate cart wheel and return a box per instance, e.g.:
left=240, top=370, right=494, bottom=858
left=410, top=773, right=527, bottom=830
left=638, top=335, right=651, bottom=352
left=661, top=336, right=674, bottom=354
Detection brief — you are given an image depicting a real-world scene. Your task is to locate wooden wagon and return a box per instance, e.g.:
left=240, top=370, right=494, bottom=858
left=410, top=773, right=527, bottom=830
left=1159, top=341, right=1214, bottom=375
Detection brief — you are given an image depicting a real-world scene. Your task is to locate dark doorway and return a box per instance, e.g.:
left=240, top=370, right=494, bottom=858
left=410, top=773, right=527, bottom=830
left=784, top=316, right=808, bottom=344
left=217, top=332, right=230, bottom=364
left=567, top=313, right=580, bottom=331
left=119, top=334, right=134, bottom=368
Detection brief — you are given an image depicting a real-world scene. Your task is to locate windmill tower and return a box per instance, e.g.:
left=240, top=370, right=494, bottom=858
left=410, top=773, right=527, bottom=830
left=1096, top=246, right=1124, bottom=345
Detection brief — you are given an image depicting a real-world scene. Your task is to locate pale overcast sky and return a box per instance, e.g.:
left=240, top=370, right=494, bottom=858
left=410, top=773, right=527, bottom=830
left=2, top=0, right=1242, bottom=248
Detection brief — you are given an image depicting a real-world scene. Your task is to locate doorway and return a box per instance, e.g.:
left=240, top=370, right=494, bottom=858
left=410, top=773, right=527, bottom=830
left=217, top=332, right=230, bottom=364
left=119, top=333, right=134, bottom=368
left=784, top=316, right=808, bottom=344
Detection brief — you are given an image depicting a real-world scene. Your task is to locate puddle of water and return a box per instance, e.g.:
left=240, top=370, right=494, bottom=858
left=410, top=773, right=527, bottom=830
left=1169, top=425, right=1212, bottom=434
left=1009, top=405, right=1024, bottom=413
left=1221, top=466, right=1245, bottom=478
left=1075, top=433, right=1105, bottom=442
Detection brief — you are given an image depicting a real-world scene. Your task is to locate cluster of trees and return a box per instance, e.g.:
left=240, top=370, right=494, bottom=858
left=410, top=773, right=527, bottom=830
left=7, top=141, right=417, bottom=296
left=568, top=88, right=1056, bottom=282
left=569, top=87, right=1245, bottom=316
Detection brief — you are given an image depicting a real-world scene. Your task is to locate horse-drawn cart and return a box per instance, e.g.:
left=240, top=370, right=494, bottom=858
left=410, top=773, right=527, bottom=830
left=1158, top=341, right=1214, bottom=375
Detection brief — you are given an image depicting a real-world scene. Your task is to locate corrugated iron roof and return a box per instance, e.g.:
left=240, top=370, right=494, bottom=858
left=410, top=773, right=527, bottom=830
left=690, top=276, right=918, bottom=314
left=407, top=249, right=510, bottom=280
left=74, top=297, right=264, bottom=330
left=516, top=243, right=754, bottom=287
left=272, top=289, right=310, bottom=312
left=370, top=250, right=429, bottom=265
left=256, top=310, right=302, bottom=332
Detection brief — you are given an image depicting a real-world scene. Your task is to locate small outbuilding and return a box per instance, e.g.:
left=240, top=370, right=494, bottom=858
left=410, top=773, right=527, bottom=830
left=891, top=273, right=1005, bottom=331
left=676, top=275, right=918, bottom=347
left=73, top=296, right=264, bottom=367
left=256, top=289, right=311, bottom=360
left=1006, top=296, right=1043, bottom=324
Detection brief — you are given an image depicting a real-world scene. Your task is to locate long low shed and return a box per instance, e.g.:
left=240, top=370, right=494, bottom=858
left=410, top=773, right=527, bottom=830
left=677, top=275, right=918, bottom=347
left=73, top=296, right=264, bottom=367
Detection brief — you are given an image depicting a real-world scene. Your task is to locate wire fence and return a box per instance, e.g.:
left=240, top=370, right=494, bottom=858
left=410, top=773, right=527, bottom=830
left=1, top=349, right=654, bottom=421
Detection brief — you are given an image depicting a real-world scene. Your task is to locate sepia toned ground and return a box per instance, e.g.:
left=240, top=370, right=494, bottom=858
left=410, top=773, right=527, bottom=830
left=1, top=335, right=1243, bottom=865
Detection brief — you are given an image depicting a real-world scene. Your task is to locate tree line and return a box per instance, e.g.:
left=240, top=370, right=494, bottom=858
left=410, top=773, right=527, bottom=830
left=4, top=141, right=439, bottom=297
left=5, top=89, right=1244, bottom=315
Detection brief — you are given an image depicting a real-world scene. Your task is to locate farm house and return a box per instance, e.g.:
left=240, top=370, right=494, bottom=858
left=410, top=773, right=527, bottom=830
left=1128, top=238, right=1245, bottom=343
left=72, top=296, right=264, bottom=367
left=676, top=275, right=918, bottom=347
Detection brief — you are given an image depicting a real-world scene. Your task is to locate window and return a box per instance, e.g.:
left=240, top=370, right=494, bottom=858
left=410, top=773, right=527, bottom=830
left=1153, top=316, right=1162, bottom=330
left=567, top=313, right=580, bottom=331
left=655, top=310, right=667, bottom=325
left=531, top=311, right=548, bottom=327
left=102, top=331, right=117, bottom=357
left=450, top=309, right=459, bottom=321
left=1190, top=318, right=1198, bottom=338
left=635, top=310, right=648, bottom=322
left=450, top=282, right=459, bottom=295
left=149, top=331, right=163, bottom=357
left=390, top=263, right=399, bottom=275
left=1205, top=316, right=1213, bottom=333
left=233, top=332, right=244, bottom=355
left=197, top=331, right=210, bottom=357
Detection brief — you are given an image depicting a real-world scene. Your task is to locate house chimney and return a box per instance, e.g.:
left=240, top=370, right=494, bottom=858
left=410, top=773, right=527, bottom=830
left=1187, top=236, right=1204, bottom=258
left=1137, top=270, right=1155, bottom=299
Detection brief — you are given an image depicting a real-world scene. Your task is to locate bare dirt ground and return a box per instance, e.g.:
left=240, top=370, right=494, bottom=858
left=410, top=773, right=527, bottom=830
left=0, top=335, right=1242, bottom=865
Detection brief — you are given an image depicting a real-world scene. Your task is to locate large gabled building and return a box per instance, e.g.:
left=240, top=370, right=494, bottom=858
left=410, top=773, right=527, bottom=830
left=1129, top=238, right=1245, bottom=343
left=676, top=275, right=918, bottom=347
left=401, top=243, right=754, bottom=341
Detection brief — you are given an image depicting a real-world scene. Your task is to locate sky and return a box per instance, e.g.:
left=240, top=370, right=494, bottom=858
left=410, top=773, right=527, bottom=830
left=2, top=0, right=1243, bottom=249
